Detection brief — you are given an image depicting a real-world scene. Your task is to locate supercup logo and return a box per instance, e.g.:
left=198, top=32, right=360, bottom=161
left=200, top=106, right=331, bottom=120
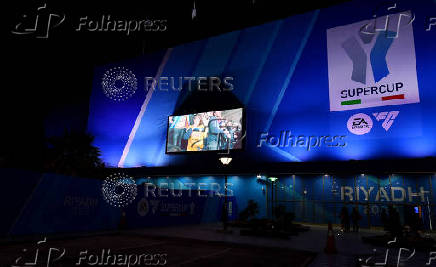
left=327, top=11, right=420, bottom=111
left=101, top=66, right=138, bottom=101
left=347, top=113, right=373, bottom=135
left=102, top=173, right=137, bottom=208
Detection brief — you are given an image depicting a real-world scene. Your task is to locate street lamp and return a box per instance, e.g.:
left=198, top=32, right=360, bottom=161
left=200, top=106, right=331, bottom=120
left=219, top=157, right=232, bottom=231
left=268, top=177, right=278, bottom=218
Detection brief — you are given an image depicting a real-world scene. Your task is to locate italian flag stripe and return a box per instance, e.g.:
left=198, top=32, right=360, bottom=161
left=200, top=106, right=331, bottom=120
left=341, top=99, right=361, bottom=105
left=382, top=94, right=405, bottom=101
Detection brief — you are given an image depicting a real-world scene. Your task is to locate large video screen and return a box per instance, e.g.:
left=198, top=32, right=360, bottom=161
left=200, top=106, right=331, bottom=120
left=166, top=108, right=244, bottom=153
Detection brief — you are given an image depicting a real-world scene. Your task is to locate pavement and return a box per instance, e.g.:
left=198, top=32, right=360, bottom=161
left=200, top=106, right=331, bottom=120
left=131, top=223, right=436, bottom=266
left=0, top=230, right=315, bottom=267
left=2, top=223, right=436, bottom=266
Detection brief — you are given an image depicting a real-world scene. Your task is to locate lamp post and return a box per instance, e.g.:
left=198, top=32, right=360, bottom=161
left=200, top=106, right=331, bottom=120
left=219, top=157, right=232, bottom=231
left=268, top=177, right=278, bottom=219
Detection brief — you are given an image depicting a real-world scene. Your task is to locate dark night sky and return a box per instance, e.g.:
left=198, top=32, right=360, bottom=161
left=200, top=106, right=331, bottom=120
left=2, top=0, right=348, bottom=168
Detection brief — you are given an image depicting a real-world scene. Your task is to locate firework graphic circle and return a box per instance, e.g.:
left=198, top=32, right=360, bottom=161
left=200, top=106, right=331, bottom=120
left=102, top=173, right=137, bottom=208
left=101, top=67, right=137, bottom=101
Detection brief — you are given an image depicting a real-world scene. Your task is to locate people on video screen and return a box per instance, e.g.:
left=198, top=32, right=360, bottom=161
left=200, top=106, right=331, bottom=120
left=168, top=111, right=242, bottom=152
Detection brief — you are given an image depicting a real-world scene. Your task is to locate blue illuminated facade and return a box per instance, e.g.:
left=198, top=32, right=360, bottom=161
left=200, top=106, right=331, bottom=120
left=88, top=0, right=436, bottom=168
left=2, top=169, right=435, bottom=235
left=137, top=173, right=436, bottom=229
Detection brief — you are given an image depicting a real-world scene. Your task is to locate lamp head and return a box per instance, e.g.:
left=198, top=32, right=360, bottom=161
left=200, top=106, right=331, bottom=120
left=219, top=157, right=232, bottom=165
left=268, top=177, right=278, bottom=182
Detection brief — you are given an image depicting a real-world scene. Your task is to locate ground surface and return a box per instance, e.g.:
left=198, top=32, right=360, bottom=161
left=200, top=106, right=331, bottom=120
left=1, top=223, right=436, bottom=266
left=0, top=232, right=315, bottom=266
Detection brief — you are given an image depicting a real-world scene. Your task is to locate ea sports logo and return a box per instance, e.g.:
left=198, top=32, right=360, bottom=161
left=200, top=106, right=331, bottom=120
left=347, top=113, right=373, bottom=135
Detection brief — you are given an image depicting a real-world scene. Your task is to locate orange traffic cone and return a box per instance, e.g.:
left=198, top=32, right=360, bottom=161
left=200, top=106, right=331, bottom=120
left=324, top=222, right=337, bottom=254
